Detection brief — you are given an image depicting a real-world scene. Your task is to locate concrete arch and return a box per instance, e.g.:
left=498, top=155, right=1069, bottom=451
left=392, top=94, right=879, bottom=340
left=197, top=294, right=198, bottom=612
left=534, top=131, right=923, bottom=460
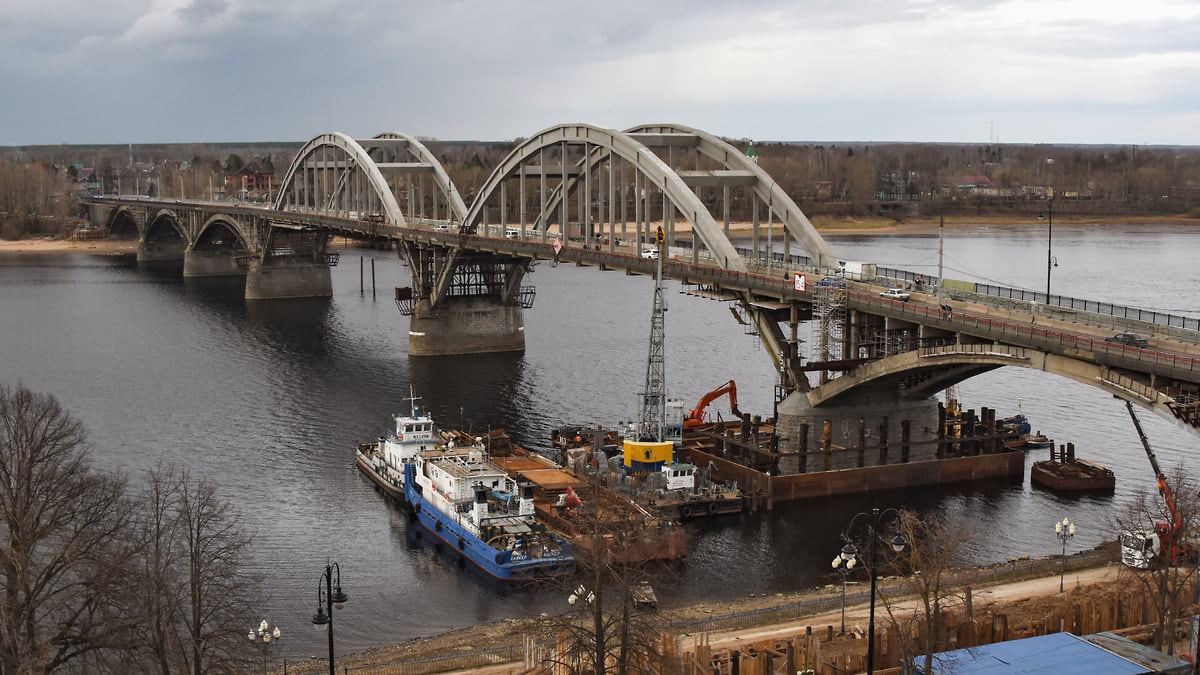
left=145, top=210, right=187, bottom=244
left=274, top=132, right=407, bottom=227
left=370, top=132, right=468, bottom=222
left=626, top=123, right=837, bottom=269
left=105, top=206, right=141, bottom=238
left=462, top=123, right=747, bottom=274
left=810, top=343, right=1186, bottom=429
left=194, top=214, right=251, bottom=252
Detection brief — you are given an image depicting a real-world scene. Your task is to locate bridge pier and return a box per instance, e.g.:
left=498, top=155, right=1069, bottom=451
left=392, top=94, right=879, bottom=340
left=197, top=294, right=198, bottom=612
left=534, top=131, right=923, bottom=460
left=408, top=298, right=525, bottom=355
left=183, top=249, right=246, bottom=278
left=776, top=390, right=941, bottom=472
left=244, top=259, right=332, bottom=300
left=137, top=240, right=185, bottom=264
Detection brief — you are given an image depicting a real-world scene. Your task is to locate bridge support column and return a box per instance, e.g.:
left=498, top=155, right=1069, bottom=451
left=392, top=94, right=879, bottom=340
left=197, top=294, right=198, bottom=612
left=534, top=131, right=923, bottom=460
left=183, top=249, right=246, bottom=278
left=408, top=297, right=524, bottom=355
left=775, top=390, right=940, bottom=472
left=244, top=259, right=332, bottom=300
left=137, top=240, right=185, bottom=264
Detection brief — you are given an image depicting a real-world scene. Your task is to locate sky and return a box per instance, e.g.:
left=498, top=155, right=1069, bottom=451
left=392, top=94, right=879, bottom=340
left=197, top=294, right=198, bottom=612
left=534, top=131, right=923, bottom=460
left=3, top=0, right=1200, bottom=147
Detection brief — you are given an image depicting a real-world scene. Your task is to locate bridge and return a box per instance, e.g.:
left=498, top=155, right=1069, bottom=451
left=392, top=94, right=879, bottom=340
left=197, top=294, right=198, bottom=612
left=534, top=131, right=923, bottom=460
left=82, top=123, right=1200, bottom=468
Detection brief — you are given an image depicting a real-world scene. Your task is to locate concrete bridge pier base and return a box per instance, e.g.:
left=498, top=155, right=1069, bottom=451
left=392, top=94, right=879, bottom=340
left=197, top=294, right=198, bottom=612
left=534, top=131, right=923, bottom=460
left=244, top=259, right=332, bottom=300
left=183, top=249, right=246, bottom=278
left=775, top=390, right=941, bottom=472
left=408, top=297, right=525, bottom=355
left=137, top=241, right=185, bottom=264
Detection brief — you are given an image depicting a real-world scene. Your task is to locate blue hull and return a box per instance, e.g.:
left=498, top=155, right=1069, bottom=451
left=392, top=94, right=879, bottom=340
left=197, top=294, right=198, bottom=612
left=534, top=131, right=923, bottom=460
left=404, top=467, right=574, bottom=581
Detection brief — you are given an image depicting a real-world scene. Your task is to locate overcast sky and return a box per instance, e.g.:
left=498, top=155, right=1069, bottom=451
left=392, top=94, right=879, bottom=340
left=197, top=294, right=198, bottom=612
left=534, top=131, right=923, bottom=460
left=4, top=0, right=1199, bottom=146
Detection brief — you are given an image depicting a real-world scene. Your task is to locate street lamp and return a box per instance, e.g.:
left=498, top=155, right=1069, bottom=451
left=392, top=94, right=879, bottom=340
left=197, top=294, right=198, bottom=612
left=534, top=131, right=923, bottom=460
left=311, top=562, right=349, bottom=675
left=831, top=544, right=857, bottom=635
left=843, top=508, right=907, bottom=675
left=1056, top=518, right=1076, bottom=593
left=1037, top=200, right=1057, bottom=302
left=247, top=619, right=281, bottom=675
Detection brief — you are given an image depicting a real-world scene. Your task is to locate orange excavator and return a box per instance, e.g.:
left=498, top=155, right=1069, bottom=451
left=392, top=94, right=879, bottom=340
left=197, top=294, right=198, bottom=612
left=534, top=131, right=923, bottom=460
left=683, top=380, right=742, bottom=429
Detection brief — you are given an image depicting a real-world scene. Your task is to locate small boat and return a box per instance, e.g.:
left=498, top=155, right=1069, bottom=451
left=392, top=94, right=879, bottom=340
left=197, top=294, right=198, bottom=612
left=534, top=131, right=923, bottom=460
left=639, top=461, right=743, bottom=520
left=355, top=390, right=439, bottom=505
left=1030, top=442, right=1115, bottom=492
left=405, top=442, right=575, bottom=581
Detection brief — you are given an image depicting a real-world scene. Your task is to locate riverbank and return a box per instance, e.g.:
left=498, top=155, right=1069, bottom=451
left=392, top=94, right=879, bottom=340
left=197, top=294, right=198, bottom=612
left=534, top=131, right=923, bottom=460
left=281, top=548, right=1128, bottom=674
left=4, top=213, right=1199, bottom=257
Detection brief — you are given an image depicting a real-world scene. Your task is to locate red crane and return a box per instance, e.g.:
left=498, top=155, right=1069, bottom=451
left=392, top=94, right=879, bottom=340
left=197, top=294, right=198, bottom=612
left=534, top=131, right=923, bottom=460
left=683, top=380, right=742, bottom=429
left=1122, top=399, right=1184, bottom=567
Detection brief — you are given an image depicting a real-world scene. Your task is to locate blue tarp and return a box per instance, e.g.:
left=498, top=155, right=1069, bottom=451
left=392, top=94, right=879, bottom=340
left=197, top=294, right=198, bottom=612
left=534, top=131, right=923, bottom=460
left=916, top=632, right=1189, bottom=674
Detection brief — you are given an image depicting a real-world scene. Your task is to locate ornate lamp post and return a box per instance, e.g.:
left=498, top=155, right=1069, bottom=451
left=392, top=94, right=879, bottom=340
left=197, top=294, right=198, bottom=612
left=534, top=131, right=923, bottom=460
left=831, top=545, right=857, bottom=635
left=1056, top=517, right=1076, bottom=593
left=247, top=619, right=281, bottom=675
left=311, top=562, right=349, bottom=675
left=843, top=508, right=907, bottom=675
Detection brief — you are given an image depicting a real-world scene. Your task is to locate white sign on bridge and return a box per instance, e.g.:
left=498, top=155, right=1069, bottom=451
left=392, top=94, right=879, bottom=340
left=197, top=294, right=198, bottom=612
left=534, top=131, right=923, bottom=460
left=794, top=273, right=806, bottom=292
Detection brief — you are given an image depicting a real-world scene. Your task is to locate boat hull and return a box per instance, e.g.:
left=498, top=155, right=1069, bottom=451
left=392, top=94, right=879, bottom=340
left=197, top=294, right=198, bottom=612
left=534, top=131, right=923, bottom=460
left=404, top=468, right=574, bottom=582
left=1031, top=460, right=1115, bottom=492
left=355, top=446, right=410, bottom=507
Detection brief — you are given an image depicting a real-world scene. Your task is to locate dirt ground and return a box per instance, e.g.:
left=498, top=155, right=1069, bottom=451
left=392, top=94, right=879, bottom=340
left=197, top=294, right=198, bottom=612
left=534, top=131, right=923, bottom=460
left=280, top=559, right=1141, bottom=674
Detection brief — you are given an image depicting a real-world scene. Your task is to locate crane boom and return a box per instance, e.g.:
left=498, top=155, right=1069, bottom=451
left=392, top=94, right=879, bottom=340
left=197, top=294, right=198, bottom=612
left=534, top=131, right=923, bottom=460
left=1124, top=399, right=1181, bottom=561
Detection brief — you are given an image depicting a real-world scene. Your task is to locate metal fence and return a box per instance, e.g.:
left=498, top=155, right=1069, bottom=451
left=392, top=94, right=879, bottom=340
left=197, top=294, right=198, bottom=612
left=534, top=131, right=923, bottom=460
left=975, top=283, right=1200, bottom=331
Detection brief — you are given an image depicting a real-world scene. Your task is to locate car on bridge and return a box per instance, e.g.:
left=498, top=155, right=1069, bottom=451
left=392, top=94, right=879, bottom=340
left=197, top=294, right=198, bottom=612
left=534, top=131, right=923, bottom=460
left=816, top=276, right=847, bottom=288
left=1104, top=332, right=1148, bottom=348
left=433, top=223, right=449, bottom=232
left=879, top=288, right=910, bottom=301
left=641, top=248, right=659, bottom=259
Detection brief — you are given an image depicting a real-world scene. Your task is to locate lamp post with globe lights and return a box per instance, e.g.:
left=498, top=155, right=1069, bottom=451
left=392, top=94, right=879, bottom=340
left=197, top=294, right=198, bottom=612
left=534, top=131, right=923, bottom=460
left=311, top=562, right=349, bottom=675
left=843, top=508, right=907, bottom=675
left=831, top=545, right=857, bottom=635
left=1056, top=518, right=1076, bottom=593
left=247, top=619, right=281, bottom=675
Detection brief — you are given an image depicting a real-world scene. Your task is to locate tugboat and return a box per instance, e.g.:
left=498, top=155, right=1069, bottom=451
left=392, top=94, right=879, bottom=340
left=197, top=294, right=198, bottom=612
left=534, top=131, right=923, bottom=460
left=405, top=441, right=575, bottom=581
left=355, top=389, right=438, bottom=505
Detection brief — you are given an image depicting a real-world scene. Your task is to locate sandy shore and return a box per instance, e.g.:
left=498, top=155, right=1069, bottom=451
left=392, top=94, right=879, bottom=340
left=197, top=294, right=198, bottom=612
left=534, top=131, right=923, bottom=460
left=5, top=214, right=1197, bottom=257
left=0, top=236, right=138, bottom=255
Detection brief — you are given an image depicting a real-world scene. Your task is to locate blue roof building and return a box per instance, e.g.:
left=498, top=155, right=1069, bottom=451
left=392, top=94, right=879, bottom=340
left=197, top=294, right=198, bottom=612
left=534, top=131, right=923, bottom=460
left=913, top=632, right=1191, bottom=674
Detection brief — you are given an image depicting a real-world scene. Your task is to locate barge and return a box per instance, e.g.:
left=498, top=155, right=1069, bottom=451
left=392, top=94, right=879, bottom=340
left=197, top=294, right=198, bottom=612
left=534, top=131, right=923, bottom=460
left=405, top=444, right=575, bottom=581
left=1030, top=442, right=1115, bottom=492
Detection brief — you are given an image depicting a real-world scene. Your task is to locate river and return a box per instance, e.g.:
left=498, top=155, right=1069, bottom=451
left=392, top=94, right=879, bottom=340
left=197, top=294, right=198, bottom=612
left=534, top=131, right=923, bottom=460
left=1, top=222, right=1198, bottom=660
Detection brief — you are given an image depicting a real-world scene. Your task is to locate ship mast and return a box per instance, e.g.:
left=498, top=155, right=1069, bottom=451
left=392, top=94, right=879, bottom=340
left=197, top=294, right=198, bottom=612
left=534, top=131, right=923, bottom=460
left=637, top=226, right=667, bottom=442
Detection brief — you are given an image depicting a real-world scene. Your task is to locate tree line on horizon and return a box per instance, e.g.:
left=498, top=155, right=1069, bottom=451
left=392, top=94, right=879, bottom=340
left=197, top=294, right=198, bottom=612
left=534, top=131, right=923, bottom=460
left=2, top=138, right=1199, bottom=239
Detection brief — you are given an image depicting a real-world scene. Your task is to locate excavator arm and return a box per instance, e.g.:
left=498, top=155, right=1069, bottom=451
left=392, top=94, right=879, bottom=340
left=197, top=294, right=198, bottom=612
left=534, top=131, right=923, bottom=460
left=684, top=380, right=742, bottom=428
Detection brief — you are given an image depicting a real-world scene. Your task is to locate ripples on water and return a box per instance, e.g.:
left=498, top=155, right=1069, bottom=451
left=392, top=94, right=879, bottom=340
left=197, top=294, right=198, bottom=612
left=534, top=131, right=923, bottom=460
left=1, top=224, right=1198, bottom=657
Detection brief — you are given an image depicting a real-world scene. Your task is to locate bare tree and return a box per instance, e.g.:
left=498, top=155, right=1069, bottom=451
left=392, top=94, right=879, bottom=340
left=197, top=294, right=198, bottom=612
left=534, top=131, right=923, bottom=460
left=543, top=475, right=670, bottom=674
left=128, top=464, right=259, bottom=675
left=878, top=508, right=971, bottom=675
left=1113, top=462, right=1200, bottom=655
left=0, top=384, right=142, bottom=673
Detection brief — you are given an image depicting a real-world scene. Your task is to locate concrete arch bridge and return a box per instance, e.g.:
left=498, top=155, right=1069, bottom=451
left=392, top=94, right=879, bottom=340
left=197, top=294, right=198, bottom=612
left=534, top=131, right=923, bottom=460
left=82, top=124, right=1200, bottom=467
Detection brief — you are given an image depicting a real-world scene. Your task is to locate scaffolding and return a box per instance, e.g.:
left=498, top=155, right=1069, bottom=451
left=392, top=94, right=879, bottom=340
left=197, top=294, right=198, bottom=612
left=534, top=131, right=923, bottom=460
left=811, top=284, right=847, bottom=384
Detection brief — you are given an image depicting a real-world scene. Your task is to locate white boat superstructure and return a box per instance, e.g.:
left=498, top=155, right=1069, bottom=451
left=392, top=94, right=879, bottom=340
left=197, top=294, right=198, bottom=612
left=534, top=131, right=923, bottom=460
left=356, top=391, right=438, bottom=499
left=413, top=443, right=535, bottom=537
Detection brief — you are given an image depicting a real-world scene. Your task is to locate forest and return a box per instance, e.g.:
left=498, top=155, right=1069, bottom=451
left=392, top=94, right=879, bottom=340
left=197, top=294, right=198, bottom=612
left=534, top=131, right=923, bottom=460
left=3, top=137, right=1199, bottom=239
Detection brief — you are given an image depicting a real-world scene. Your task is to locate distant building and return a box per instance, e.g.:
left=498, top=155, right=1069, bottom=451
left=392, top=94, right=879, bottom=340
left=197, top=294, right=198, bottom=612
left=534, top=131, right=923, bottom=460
left=224, top=168, right=274, bottom=199
left=745, top=139, right=758, bottom=164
